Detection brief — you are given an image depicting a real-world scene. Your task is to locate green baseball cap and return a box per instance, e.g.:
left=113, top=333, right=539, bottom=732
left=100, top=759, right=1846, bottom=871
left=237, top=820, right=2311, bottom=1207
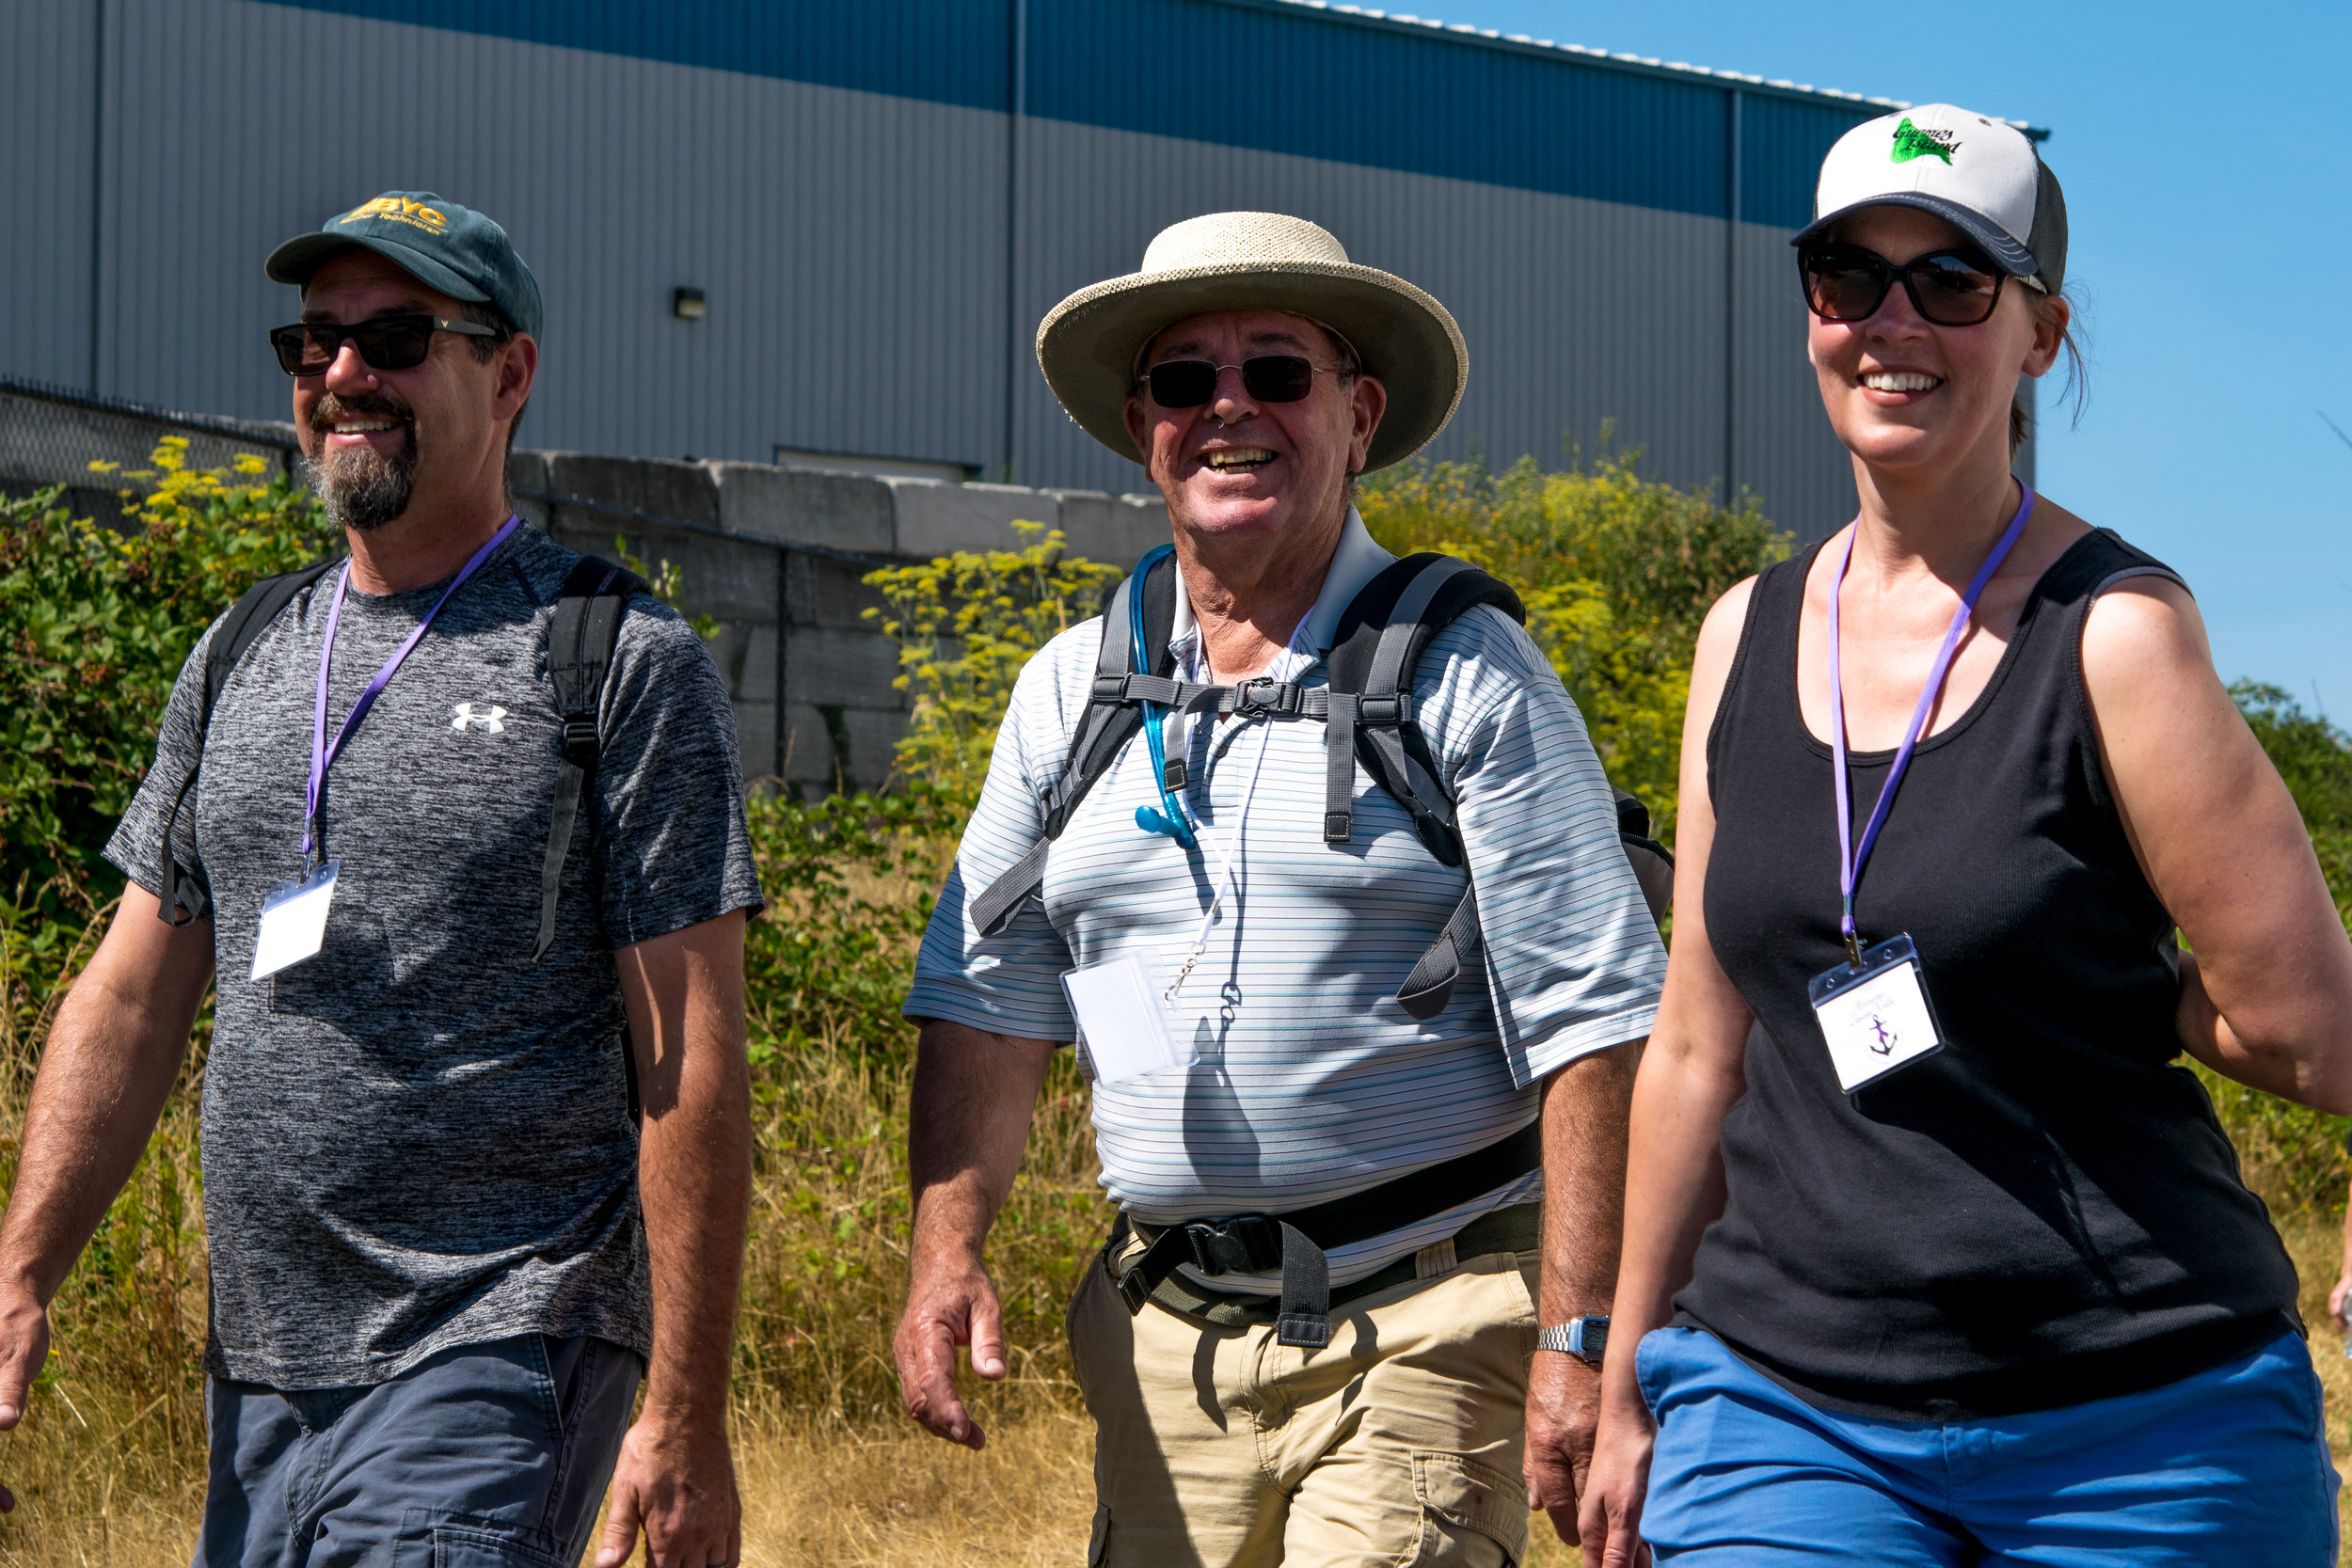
left=265, top=191, right=543, bottom=340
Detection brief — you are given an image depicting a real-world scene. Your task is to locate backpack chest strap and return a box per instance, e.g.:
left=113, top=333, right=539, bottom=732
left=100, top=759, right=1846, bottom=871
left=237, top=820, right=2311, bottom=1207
left=1097, top=672, right=1411, bottom=725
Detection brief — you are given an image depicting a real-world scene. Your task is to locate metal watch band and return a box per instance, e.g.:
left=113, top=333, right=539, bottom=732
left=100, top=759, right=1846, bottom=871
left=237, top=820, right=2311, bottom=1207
left=1536, top=1315, right=1610, bottom=1367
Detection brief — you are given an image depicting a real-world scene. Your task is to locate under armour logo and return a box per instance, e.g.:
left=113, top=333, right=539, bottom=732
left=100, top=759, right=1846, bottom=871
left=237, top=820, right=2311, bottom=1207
left=451, top=703, right=508, bottom=734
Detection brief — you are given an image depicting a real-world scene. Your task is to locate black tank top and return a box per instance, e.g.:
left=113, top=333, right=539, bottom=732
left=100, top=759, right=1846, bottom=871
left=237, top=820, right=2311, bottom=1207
left=1679, top=529, right=2299, bottom=1420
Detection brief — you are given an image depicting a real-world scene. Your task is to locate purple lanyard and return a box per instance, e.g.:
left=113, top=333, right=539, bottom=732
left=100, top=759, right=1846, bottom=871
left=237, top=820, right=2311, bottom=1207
left=305, top=515, right=521, bottom=859
left=1828, top=483, right=2035, bottom=964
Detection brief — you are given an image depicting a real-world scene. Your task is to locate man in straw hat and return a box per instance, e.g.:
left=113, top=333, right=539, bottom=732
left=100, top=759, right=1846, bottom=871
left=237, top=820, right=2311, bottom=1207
left=893, top=213, right=1665, bottom=1564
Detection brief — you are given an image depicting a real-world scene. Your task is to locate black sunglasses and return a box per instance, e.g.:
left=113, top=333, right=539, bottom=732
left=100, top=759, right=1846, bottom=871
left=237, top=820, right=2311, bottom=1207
left=268, top=313, right=501, bottom=376
left=1143, top=355, right=1331, bottom=408
left=1798, top=243, right=2032, bottom=328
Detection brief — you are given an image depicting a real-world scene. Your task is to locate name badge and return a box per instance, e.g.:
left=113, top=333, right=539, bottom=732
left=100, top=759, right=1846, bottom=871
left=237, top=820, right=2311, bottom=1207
left=1059, top=952, right=1197, bottom=1086
left=251, top=861, right=339, bottom=980
left=1806, top=932, right=1943, bottom=1093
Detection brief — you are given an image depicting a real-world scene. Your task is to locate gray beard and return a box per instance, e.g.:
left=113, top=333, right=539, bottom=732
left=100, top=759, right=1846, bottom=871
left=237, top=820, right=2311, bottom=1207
left=302, top=439, right=418, bottom=533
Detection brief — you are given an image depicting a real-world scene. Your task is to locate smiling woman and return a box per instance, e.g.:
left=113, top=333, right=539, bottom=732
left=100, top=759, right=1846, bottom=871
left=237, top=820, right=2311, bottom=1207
left=1583, top=103, right=2352, bottom=1566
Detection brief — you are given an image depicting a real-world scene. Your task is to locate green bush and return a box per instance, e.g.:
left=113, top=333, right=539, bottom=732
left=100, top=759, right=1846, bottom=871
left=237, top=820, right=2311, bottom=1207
left=0, top=444, right=333, bottom=914
left=1357, top=451, right=1788, bottom=841
left=861, top=521, right=1123, bottom=806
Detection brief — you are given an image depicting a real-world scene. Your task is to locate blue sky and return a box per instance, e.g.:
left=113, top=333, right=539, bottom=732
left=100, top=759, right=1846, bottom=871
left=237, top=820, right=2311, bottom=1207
left=1427, top=1, right=2351, bottom=709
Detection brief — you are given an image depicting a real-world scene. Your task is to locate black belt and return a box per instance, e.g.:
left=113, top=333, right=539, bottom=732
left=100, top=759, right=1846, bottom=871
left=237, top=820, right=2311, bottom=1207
left=1112, top=1119, right=1543, bottom=1349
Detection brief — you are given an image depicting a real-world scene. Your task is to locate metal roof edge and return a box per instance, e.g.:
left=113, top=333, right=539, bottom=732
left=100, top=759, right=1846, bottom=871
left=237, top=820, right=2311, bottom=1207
left=1205, top=0, right=2050, bottom=138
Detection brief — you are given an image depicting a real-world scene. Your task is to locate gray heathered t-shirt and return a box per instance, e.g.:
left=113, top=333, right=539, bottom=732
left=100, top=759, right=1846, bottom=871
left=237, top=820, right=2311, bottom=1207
left=104, top=524, right=764, bottom=1389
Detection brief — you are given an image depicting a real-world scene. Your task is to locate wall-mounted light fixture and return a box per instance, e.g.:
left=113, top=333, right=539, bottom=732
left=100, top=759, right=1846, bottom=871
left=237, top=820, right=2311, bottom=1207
left=673, top=287, right=707, bottom=321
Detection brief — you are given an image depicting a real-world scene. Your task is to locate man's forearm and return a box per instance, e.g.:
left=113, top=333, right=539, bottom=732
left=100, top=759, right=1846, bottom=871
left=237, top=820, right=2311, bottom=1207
left=616, top=912, right=755, bottom=1420
left=1536, top=1040, right=1642, bottom=1324
left=907, top=1021, right=1057, bottom=1267
left=637, top=1056, right=752, bottom=1416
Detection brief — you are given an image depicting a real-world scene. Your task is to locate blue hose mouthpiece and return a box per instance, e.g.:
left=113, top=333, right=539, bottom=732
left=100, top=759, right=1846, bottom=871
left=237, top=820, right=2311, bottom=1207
left=1136, top=805, right=1193, bottom=844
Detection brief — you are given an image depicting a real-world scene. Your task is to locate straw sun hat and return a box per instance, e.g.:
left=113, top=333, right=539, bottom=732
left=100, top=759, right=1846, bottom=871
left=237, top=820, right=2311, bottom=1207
left=1036, top=212, right=1468, bottom=474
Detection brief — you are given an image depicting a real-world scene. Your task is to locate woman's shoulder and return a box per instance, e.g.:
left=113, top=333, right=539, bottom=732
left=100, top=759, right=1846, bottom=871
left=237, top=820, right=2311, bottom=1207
left=1685, top=571, right=1773, bottom=754
left=2022, top=497, right=2183, bottom=607
left=1695, top=540, right=1820, bottom=689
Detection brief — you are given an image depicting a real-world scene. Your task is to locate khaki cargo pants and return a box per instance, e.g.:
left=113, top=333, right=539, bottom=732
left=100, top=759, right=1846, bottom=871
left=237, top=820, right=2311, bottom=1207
left=1066, top=1236, right=1539, bottom=1567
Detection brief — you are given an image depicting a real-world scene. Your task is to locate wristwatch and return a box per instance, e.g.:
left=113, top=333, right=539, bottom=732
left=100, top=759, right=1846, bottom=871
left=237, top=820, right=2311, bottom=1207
left=1537, top=1315, right=1610, bottom=1368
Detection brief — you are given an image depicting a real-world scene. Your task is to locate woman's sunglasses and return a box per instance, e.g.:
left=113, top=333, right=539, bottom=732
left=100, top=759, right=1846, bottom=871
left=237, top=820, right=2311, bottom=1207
left=1142, top=355, right=1330, bottom=408
left=1798, top=244, right=2036, bottom=328
left=268, top=313, right=501, bottom=376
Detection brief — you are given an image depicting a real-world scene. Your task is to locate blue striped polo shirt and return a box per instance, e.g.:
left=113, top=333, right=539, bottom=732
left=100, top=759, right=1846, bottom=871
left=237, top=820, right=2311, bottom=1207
left=905, top=514, right=1665, bottom=1289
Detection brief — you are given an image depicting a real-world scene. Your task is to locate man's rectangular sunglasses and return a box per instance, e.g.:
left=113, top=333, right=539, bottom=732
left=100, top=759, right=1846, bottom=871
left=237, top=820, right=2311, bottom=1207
left=1143, top=355, right=1327, bottom=408
left=268, top=314, right=501, bottom=375
left=1798, top=243, right=2040, bottom=328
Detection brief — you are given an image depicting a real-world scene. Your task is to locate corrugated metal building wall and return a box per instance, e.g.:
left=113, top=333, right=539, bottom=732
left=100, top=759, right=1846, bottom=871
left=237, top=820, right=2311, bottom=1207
left=2, top=0, right=2035, bottom=539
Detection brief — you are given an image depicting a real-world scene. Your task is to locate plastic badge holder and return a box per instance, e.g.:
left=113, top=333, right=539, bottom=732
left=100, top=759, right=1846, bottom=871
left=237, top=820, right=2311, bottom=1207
left=1806, top=931, right=1945, bottom=1093
left=251, top=860, right=339, bottom=980
left=1060, top=952, right=1195, bottom=1085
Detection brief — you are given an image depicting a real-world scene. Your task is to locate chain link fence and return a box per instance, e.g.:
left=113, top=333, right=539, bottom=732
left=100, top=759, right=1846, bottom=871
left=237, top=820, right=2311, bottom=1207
left=0, top=375, right=302, bottom=527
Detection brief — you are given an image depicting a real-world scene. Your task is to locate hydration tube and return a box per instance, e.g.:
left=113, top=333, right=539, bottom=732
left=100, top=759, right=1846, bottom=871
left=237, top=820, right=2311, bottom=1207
left=1131, top=545, right=1195, bottom=845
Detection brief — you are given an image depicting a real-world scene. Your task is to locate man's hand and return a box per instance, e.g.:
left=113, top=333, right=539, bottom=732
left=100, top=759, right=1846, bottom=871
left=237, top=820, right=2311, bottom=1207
left=1523, top=1348, right=1600, bottom=1544
left=2331, top=1271, right=2352, bottom=1331
left=0, top=1286, right=49, bottom=1513
left=894, top=1021, right=1055, bottom=1451
left=894, top=1248, right=1008, bottom=1449
left=594, top=1404, right=739, bottom=1568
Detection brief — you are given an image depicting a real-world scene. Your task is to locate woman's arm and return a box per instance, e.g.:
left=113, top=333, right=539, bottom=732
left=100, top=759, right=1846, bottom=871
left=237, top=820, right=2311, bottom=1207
left=1575, top=579, right=1764, bottom=1567
left=2081, top=578, right=2352, bottom=1113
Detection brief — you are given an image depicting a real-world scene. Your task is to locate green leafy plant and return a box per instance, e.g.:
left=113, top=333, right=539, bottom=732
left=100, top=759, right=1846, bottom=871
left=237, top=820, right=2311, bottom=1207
left=1358, top=450, right=1788, bottom=840
left=861, top=521, right=1123, bottom=804
left=0, top=442, right=333, bottom=918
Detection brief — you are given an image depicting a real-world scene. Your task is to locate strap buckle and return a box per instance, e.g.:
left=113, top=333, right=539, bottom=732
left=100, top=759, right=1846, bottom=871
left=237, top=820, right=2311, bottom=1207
left=1231, top=677, right=1295, bottom=718
left=1117, top=1264, right=1152, bottom=1313
left=1357, top=694, right=1412, bottom=724
left=560, top=715, right=599, bottom=766
left=1183, top=1214, right=1284, bottom=1277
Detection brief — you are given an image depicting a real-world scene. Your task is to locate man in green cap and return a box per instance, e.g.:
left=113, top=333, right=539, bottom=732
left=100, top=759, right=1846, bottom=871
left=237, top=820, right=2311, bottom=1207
left=0, top=193, right=760, bottom=1568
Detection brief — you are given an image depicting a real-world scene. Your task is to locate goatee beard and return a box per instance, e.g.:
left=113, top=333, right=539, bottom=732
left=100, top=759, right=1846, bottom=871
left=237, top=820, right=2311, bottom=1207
left=302, top=394, right=420, bottom=533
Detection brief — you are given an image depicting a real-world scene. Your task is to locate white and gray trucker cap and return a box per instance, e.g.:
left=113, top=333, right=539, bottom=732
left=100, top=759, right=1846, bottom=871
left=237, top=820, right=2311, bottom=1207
left=1795, top=103, right=2067, bottom=293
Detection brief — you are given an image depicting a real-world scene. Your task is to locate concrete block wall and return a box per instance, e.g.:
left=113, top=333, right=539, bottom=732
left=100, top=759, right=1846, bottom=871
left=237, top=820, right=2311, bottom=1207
left=509, top=450, right=1168, bottom=796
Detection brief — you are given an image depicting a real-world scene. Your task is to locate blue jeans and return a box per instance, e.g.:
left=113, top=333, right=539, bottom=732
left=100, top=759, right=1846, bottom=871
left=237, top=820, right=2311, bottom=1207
left=1637, top=1324, right=2338, bottom=1566
left=195, top=1333, right=643, bottom=1568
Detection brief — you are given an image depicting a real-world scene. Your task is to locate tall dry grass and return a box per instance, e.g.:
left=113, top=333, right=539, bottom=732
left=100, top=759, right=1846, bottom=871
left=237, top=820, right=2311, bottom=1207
left=7, top=1006, right=2352, bottom=1568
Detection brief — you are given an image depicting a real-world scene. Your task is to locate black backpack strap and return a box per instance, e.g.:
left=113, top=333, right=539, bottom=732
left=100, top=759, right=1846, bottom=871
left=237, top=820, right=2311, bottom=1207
left=1325, top=555, right=1525, bottom=1022
left=533, top=555, right=649, bottom=962
left=1324, top=554, right=1526, bottom=859
left=969, top=551, right=1180, bottom=939
left=153, top=559, right=341, bottom=925
left=1615, top=790, right=1675, bottom=927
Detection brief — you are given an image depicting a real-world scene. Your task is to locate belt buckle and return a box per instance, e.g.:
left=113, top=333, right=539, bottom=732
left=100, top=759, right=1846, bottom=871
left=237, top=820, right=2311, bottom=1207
left=1184, top=1213, right=1282, bottom=1276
